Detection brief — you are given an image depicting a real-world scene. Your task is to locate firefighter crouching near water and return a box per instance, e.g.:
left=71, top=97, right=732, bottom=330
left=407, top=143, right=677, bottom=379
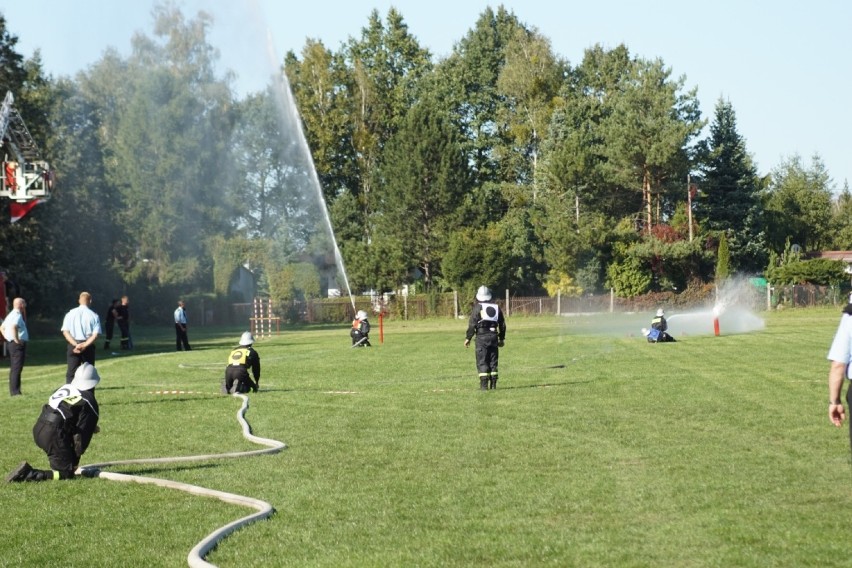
left=351, top=310, right=371, bottom=347
left=224, top=332, right=261, bottom=394
left=464, top=286, right=506, bottom=390
left=6, top=363, right=101, bottom=482
left=645, top=308, right=676, bottom=343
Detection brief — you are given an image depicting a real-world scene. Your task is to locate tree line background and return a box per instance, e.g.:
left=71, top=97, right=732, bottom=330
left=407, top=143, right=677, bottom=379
left=0, top=4, right=849, bottom=325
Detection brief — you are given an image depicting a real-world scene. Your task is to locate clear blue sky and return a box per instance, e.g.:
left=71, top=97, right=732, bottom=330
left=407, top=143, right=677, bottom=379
left=3, top=0, right=851, bottom=188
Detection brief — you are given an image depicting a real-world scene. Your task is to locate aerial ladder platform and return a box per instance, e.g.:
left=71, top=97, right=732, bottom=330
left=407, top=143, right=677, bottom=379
left=0, top=90, right=52, bottom=202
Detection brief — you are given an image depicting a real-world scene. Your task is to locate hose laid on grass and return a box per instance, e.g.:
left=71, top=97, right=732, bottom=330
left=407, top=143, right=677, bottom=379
left=78, top=393, right=286, bottom=568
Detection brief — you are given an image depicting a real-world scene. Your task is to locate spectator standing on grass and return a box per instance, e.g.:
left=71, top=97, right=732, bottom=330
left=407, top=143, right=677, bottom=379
left=828, top=296, right=852, bottom=430
left=103, top=298, right=119, bottom=351
left=5, top=363, right=100, bottom=482
left=61, top=292, right=101, bottom=383
left=174, top=299, right=191, bottom=351
left=3, top=297, right=28, bottom=396
left=464, top=286, right=506, bottom=391
left=117, top=295, right=131, bottom=350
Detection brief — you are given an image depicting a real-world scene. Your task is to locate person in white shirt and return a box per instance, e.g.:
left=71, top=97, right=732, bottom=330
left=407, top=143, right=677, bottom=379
left=60, top=292, right=101, bottom=384
left=174, top=299, right=192, bottom=351
left=3, top=297, right=28, bottom=396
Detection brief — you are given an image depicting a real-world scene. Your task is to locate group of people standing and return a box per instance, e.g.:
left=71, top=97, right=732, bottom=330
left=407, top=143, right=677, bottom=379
left=4, top=293, right=193, bottom=397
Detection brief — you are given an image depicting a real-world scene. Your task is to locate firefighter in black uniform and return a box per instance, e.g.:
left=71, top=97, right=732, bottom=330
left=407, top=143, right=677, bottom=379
left=224, top=332, right=261, bottom=394
left=464, top=286, right=506, bottom=390
left=103, top=298, right=119, bottom=351
left=6, top=363, right=101, bottom=482
left=116, top=295, right=131, bottom=350
left=646, top=308, right=676, bottom=342
left=351, top=310, right=371, bottom=347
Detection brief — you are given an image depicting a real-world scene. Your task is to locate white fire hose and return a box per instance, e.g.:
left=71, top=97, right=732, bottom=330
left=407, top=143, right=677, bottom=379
left=78, top=393, right=287, bottom=567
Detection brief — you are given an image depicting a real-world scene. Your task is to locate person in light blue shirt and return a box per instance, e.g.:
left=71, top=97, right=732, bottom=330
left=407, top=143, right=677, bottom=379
left=828, top=301, right=852, bottom=431
left=60, top=292, right=101, bottom=383
left=174, top=299, right=191, bottom=351
left=3, top=297, right=28, bottom=396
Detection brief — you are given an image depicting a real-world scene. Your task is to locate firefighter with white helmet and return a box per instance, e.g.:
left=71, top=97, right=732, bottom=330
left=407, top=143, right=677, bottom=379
left=647, top=308, right=676, bottom=343
left=6, top=363, right=101, bottom=482
left=464, top=286, right=506, bottom=390
left=351, top=309, right=371, bottom=347
left=223, top=331, right=261, bottom=394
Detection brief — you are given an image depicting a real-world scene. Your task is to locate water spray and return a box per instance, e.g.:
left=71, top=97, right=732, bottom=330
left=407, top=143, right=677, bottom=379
left=712, top=305, right=721, bottom=336
left=264, top=33, right=356, bottom=311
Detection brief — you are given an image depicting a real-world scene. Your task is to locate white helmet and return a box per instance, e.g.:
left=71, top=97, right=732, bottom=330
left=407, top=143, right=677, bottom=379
left=356, top=310, right=368, bottom=320
left=476, top=286, right=492, bottom=302
left=656, top=308, right=665, bottom=317
left=239, top=331, right=254, bottom=346
left=71, top=362, right=101, bottom=391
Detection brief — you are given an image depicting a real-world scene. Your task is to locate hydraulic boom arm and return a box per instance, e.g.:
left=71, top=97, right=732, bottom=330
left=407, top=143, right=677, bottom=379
left=0, top=90, right=52, bottom=202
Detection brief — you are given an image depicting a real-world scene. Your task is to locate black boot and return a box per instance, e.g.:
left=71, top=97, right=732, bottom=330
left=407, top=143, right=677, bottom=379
left=5, top=462, right=50, bottom=482
left=479, top=378, right=488, bottom=391
left=489, top=377, right=498, bottom=390
left=5, top=461, right=32, bottom=482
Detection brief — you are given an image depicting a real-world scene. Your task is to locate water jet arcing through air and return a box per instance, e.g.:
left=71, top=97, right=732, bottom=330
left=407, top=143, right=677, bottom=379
left=263, top=32, right=355, bottom=310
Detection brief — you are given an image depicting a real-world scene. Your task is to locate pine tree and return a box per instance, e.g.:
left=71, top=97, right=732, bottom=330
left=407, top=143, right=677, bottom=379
left=715, top=232, right=730, bottom=282
left=697, top=98, right=766, bottom=273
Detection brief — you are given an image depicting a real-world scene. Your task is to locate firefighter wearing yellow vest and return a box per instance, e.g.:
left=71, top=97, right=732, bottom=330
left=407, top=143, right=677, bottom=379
left=224, top=332, right=261, bottom=394
left=351, top=310, right=371, bottom=347
left=645, top=308, right=676, bottom=343
left=464, top=286, right=506, bottom=390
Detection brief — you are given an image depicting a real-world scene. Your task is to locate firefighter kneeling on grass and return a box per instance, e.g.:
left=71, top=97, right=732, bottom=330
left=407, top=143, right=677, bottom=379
left=6, top=363, right=100, bottom=483
left=223, top=332, right=261, bottom=394
left=642, top=308, right=676, bottom=343
left=351, top=310, right=371, bottom=347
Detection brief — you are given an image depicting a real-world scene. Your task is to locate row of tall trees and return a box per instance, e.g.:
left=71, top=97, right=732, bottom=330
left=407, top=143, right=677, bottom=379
left=0, top=5, right=848, bottom=322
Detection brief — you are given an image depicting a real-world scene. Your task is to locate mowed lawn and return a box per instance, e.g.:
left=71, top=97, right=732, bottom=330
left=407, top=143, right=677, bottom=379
left=0, top=307, right=847, bottom=567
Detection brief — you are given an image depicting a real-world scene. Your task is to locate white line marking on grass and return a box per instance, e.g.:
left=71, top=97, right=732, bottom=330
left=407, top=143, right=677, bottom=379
left=78, top=393, right=286, bottom=567
left=147, top=390, right=216, bottom=395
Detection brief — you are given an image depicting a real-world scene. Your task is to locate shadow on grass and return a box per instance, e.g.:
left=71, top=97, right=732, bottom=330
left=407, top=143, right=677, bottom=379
left=500, top=378, right=603, bottom=389
left=109, top=462, right=221, bottom=476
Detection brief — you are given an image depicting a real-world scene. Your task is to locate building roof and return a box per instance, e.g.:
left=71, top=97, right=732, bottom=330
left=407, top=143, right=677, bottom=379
left=809, top=251, right=852, bottom=262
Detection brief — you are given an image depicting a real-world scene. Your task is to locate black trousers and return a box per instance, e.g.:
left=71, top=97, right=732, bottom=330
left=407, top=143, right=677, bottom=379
left=118, top=320, right=131, bottom=349
left=175, top=324, right=191, bottom=351
left=7, top=340, right=25, bottom=395
left=66, top=343, right=96, bottom=383
left=32, top=420, right=76, bottom=479
left=475, top=335, right=499, bottom=377
left=224, top=367, right=256, bottom=393
left=351, top=330, right=370, bottom=346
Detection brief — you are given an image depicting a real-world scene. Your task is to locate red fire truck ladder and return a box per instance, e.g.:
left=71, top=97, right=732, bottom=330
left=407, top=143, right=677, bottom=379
left=0, top=90, right=52, bottom=202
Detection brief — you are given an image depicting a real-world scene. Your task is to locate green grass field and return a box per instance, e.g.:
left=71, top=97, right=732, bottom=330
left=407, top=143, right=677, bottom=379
left=0, top=308, right=849, bottom=567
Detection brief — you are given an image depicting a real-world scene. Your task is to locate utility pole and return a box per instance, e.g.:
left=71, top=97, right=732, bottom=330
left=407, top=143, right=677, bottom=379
left=687, top=174, right=694, bottom=242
